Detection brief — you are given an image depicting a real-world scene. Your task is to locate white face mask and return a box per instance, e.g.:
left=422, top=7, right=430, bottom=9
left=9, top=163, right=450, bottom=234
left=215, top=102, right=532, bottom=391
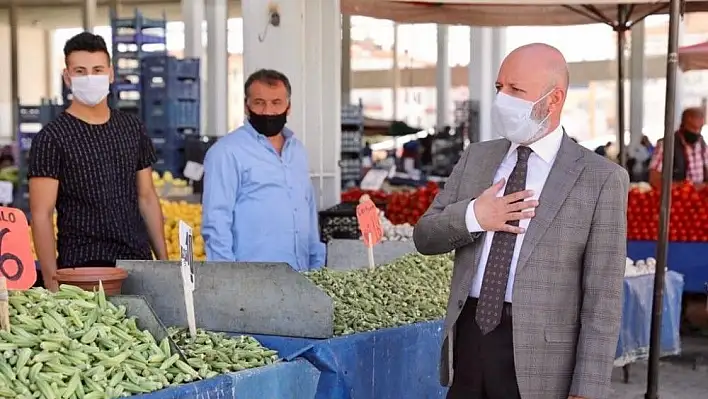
left=491, top=91, right=552, bottom=144
left=70, top=74, right=110, bottom=107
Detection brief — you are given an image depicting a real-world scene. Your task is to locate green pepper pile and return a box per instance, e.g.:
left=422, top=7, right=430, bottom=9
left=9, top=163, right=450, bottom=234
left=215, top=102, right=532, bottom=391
left=0, top=285, right=201, bottom=398
left=168, top=328, right=278, bottom=374
left=307, top=253, right=453, bottom=335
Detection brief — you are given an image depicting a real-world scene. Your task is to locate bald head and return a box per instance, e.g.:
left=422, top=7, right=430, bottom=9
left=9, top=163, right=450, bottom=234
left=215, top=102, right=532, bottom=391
left=495, top=43, right=569, bottom=138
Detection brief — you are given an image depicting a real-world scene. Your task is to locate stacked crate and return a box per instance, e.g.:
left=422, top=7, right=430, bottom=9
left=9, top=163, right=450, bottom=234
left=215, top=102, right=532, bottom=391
left=16, top=101, right=63, bottom=211
left=110, top=10, right=167, bottom=117
left=141, top=55, right=200, bottom=177
left=340, top=100, right=364, bottom=188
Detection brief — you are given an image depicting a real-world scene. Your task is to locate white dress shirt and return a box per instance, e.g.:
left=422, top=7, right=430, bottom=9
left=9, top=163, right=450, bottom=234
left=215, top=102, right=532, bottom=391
left=465, top=126, right=564, bottom=302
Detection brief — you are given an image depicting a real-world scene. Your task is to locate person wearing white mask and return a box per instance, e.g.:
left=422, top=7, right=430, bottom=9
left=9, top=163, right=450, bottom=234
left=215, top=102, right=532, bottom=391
left=28, top=32, right=167, bottom=291
left=413, top=43, right=628, bottom=399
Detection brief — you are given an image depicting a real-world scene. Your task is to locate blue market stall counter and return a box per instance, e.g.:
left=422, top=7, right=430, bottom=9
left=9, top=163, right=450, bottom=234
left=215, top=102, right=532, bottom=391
left=627, top=240, right=708, bottom=293
left=135, top=359, right=320, bottom=399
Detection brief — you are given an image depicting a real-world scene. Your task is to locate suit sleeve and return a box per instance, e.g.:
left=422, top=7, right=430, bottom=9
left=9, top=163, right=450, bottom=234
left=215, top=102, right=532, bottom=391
left=413, top=147, right=483, bottom=255
left=570, top=167, right=629, bottom=399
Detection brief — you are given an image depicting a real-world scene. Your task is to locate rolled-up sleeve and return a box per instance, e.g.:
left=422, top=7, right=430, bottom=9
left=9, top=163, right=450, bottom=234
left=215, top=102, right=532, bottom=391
left=201, top=143, right=239, bottom=261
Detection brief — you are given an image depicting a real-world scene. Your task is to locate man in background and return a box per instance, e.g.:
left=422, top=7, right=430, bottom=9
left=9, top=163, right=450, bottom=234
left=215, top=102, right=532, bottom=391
left=28, top=32, right=167, bottom=291
left=649, top=107, right=707, bottom=188
left=201, top=69, right=326, bottom=271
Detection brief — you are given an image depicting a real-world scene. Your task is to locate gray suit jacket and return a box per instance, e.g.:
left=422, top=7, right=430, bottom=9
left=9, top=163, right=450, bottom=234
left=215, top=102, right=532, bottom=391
left=413, top=134, right=629, bottom=399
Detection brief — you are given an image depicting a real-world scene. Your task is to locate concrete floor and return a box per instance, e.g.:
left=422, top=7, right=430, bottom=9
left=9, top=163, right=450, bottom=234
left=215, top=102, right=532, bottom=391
left=610, top=336, right=708, bottom=399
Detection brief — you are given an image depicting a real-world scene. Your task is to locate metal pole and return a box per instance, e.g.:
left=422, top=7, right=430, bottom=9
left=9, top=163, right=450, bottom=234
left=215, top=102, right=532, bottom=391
left=645, top=1, right=682, bottom=398
left=82, top=0, right=97, bottom=32
left=616, top=21, right=628, bottom=168
left=9, top=2, right=19, bottom=141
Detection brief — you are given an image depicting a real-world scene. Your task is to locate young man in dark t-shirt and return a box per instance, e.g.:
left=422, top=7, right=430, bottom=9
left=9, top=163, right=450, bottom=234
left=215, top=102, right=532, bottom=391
left=28, top=32, right=168, bottom=291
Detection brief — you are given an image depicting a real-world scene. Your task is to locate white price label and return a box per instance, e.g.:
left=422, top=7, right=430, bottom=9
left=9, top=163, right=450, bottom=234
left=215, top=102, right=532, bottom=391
left=360, top=169, right=389, bottom=191
left=183, top=161, right=205, bottom=182
left=0, top=182, right=13, bottom=205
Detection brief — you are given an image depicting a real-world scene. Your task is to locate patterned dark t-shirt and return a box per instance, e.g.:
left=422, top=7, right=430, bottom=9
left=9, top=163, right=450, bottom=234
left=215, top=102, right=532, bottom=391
left=28, top=110, right=157, bottom=267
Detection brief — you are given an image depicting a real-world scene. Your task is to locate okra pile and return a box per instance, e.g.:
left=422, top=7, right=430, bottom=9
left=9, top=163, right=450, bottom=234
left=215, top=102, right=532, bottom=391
left=307, top=253, right=453, bottom=335
left=168, top=328, right=278, bottom=374
left=0, top=285, right=202, bottom=398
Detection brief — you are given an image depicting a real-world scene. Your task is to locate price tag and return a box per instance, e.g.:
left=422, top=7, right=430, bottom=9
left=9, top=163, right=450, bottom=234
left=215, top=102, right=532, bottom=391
left=0, top=182, right=13, bottom=205
left=178, top=220, right=197, bottom=338
left=183, top=161, right=205, bottom=182
left=356, top=197, right=383, bottom=248
left=0, top=207, right=36, bottom=290
left=360, top=169, right=389, bottom=191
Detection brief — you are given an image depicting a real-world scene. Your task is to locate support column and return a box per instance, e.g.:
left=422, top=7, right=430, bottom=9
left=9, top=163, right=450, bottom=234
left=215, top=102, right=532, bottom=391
left=110, top=0, right=121, bottom=16
left=341, top=14, right=352, bottom=104
left=242, top=0, right=341, bottom=209
left=468, top=27, right=494, bottom=142
left=436, top=24, right=451, bottom=129
left=9, top=2, right=19, bottom=139
left=392, top=23, right=400, bottom=120
left=629, top=20, right=645, bottom=148
left=44, top=29, right=53, bottom=99
left=675, top=20, right=685, bottom=129
left=82, top=0, right=97, bottom=32
left=183, top=0, right=205, bottom=133
left=205, top=0, right=228, bottom=136
left=491, top=28, right=506, bottom=76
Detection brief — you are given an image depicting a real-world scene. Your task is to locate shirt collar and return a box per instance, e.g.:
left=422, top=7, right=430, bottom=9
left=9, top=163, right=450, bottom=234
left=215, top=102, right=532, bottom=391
left=506, top=125, right=565, bottom=165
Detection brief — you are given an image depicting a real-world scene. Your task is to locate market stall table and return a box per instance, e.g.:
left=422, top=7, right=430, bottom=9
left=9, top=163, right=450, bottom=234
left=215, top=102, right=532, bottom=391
left=627, top=241, right=707, bottom=293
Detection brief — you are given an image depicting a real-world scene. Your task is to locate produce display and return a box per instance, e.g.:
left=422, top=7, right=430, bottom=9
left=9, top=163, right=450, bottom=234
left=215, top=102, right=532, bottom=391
left=306, top=252, right=453, bottom=335
left=627, top=181, right=708, bottom=242
left=625, top=257, right=662, bottom=277
left=377, top=212, right=413, bottom=241
left=340, top=183, right=439, bottom=226
left=168, top=328, right=278, bottom=374
left=1, top=285, right=203, bottom=398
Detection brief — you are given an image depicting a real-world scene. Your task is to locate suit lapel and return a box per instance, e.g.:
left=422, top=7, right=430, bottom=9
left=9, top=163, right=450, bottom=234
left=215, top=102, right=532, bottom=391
left=460, top=139, right=511, bottom=200
left=515, top=133, right=585, bottom=272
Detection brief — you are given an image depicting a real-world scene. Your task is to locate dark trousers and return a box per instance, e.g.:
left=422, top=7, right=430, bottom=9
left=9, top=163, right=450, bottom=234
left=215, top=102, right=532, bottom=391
left=446, top=298, right=521, bottom=399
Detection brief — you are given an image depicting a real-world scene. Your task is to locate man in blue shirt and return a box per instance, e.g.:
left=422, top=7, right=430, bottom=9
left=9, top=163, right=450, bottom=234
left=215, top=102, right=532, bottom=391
left=201, top=69, right=326, bottom=271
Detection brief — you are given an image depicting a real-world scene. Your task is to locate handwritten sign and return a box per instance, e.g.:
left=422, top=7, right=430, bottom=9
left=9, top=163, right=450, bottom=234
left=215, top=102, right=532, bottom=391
left=0, top=207, right=36, bottom=290
left=179, top=220, right=197, bottom=338
left=356, top=196, right=383, bottom=248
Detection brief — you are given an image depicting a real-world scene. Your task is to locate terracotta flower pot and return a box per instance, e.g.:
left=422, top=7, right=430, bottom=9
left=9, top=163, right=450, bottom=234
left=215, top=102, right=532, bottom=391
left=54, top=267, right=129, bottom=296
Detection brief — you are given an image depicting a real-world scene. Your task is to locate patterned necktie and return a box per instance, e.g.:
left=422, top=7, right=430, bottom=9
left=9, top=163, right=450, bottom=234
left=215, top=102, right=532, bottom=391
left=475, top=146, right=533, bottom=335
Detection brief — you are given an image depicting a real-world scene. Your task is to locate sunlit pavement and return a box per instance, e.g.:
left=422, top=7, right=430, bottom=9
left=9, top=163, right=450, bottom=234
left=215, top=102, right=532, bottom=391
left=610, top=336, right=708, bottom=398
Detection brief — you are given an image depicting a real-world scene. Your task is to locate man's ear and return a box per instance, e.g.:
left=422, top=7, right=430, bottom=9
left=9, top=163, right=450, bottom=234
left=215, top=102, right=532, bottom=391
left=62, top=69, right=71, bottom=89
left=286, top=102, right=291, bottom=116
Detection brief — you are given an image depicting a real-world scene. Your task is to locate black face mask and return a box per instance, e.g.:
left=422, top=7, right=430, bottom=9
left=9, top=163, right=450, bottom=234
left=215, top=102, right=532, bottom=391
left=683, top=130, right=701, bottom=145
left=248, top=108, right=287, bottom=137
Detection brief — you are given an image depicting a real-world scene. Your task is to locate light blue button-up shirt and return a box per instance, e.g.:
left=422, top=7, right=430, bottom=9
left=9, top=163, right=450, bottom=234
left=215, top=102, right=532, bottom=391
left=201, top=122, right=326, bottom=271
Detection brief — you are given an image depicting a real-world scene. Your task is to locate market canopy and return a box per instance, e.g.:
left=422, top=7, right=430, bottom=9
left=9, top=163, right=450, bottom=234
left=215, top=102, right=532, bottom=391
left=679, top=41, right=708, bottom=71
left=341, top=0, right=708, bottom=27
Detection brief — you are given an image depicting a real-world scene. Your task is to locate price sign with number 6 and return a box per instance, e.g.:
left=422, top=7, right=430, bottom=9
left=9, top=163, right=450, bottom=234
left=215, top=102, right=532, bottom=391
left=0, top=207, right=36, bottom=290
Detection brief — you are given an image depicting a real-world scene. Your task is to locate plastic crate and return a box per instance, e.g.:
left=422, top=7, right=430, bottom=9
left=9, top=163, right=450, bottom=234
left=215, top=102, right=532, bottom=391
left=146, top=127, right=198, bottom=148
left=142, top=56, right=200, bottom=79
left=153, top=151, right=186, bottom=178
left=143, top=99, right=199, bottom=129
left=318, top=203, right=361, bottom=242
left=142, top=78, right=199, bottom=102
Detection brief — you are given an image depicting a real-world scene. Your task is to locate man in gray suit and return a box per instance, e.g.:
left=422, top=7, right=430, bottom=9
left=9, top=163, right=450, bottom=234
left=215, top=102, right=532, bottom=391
left=413, top=43, right=628, bottom=399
